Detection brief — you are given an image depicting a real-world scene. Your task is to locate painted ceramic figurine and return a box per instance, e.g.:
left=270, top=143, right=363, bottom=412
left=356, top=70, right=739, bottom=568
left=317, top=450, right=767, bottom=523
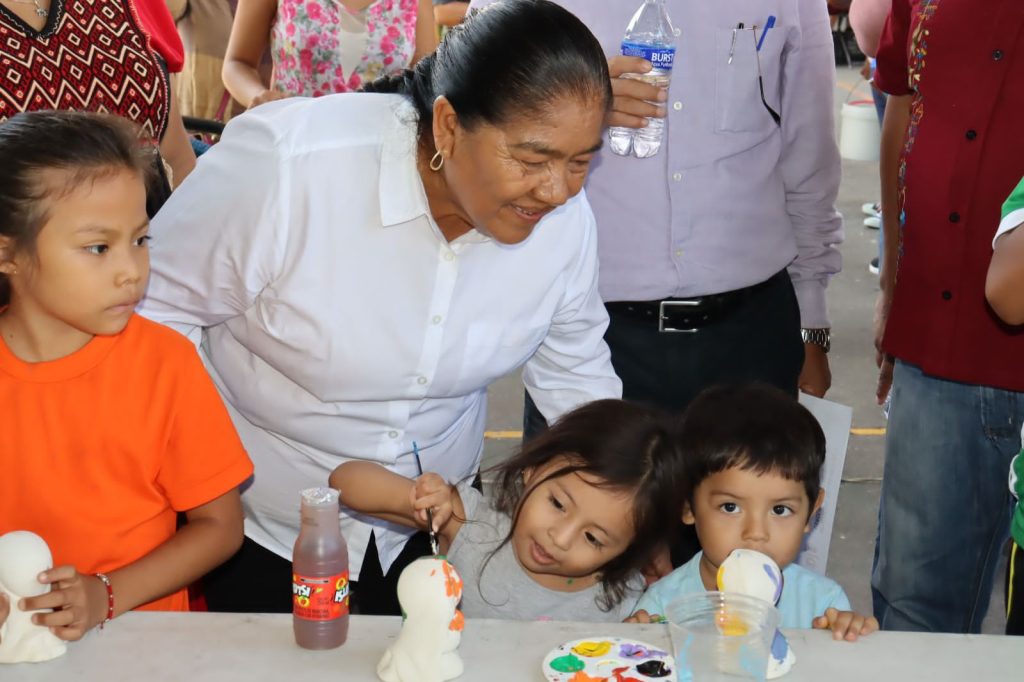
left=0, top=531, right=67, bottom=664
left=377, top=556, right=464, bottom=682
left=716, top=548, right=795, bottom=679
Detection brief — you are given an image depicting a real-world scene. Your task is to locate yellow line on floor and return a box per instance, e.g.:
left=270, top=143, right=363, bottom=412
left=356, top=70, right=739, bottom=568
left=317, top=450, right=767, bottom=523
left=850, top=427, right=887, bottom=436
left=485, top=427, right=888, bottom=440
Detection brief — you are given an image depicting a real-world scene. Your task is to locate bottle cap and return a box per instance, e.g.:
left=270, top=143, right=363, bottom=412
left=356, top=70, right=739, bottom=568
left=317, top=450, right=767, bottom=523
left=301, top=487, right=340, bottom=506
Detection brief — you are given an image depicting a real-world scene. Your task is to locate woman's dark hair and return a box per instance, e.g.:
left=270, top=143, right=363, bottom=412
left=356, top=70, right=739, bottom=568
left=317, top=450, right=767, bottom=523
left=361, top=0, right=612, bottom=143
left=487, top=399, right=687, bottom=610
left=679, top=384, right=827, bottom=508
left=0, top=110, right=149, bottom=307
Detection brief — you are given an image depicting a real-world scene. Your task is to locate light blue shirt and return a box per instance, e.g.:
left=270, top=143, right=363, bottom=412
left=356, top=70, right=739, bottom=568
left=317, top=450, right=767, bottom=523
left=636, top=552, right=851, bottom=629
left=468, top=0, right=843, bottom=327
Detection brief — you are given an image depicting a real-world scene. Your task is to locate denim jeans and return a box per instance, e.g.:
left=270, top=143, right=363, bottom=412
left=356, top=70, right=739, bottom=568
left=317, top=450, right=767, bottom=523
left=872, top=361, right=1024, bottom=632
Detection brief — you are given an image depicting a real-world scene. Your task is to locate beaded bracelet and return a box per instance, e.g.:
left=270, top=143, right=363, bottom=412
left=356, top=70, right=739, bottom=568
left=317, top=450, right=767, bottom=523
left=94, top=573, right=114, bottom=628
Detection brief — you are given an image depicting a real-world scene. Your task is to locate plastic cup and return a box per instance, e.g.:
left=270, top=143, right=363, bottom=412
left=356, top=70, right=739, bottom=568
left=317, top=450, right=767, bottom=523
left=665, top=592, right=780, bottom=681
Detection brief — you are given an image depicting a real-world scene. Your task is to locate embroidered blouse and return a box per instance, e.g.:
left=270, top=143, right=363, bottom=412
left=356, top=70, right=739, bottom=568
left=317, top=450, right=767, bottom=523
left=0, top=0, right=171, bottom=141
left=270, top=0, right=419, bottom=97
left=875, top=0, right=1024, bottom=390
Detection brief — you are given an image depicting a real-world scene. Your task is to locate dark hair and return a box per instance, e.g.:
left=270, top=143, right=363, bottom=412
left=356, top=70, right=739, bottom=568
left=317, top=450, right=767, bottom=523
left=488, top=399, right=687, bottom=610
left=679, top=384, right=826, bottom=508
left=0, top=110, right=149, bottom=306
left=361, top=0, right=612, bottom=144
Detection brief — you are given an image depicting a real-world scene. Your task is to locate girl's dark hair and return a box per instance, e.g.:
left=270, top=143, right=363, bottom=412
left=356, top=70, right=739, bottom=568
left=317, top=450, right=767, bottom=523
left=679, top=384, right=827, bottom=507
left=0, top=110, right=149, bottom=307
left=489, top=399, right=687, bottom=610
left=361, top=0, right=612, bottom=143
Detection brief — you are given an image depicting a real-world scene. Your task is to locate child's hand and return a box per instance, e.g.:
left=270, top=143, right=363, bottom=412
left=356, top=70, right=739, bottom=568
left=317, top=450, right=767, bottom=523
left=813, top=607, right=879, bottom=641
left=20, top=566, right=109, bottom=641
left=624, top=609, right=663, bottom=624
left=410, top=473, right=454, bottom=532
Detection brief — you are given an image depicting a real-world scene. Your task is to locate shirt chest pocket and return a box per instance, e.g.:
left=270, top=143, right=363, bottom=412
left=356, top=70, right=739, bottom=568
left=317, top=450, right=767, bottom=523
left=458, top=322, right=550, bottom=389
left=714, top=26, right=785, bottom=133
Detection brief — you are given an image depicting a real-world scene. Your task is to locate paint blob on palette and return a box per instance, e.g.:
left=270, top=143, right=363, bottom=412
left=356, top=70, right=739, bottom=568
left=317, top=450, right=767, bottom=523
left=542, top=636, right=676, bottom=682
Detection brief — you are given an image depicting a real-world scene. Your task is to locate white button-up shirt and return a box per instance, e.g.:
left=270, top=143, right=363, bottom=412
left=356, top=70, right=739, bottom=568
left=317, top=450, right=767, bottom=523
left=140, top=94, right=621, bottom=577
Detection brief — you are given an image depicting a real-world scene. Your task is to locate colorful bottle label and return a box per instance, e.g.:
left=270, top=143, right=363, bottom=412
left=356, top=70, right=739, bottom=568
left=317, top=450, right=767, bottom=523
left=292, top=571, right=349, bottom=621
left=620, top=42, right=676, bottom=72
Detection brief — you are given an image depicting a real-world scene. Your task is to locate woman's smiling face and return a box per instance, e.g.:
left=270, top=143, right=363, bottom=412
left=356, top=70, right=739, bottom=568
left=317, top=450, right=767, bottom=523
left=433, top=95, right=606, bottom=244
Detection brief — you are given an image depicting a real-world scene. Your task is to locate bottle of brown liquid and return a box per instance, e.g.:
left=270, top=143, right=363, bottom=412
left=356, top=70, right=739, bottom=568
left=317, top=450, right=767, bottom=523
left=292, top=487, right=349, bottom=649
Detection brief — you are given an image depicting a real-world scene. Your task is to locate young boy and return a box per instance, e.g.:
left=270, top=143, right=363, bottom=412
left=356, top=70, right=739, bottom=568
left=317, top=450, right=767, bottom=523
left=985, top=176, right=1024, bottom=636
left=630, top=384, right=878, bottom=641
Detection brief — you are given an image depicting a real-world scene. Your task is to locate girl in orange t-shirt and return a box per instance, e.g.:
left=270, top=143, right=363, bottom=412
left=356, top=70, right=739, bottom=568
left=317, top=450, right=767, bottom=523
left=0, top=111, right=253, bottom=642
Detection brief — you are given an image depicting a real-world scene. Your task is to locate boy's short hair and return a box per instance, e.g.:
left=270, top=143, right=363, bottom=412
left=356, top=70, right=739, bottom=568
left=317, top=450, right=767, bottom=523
left=680, top=384, right=826, bottom=508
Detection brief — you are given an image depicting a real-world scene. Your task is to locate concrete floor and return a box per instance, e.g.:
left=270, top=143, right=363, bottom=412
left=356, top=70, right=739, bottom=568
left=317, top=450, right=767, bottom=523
left=478, top=66, right=1008, bottom=633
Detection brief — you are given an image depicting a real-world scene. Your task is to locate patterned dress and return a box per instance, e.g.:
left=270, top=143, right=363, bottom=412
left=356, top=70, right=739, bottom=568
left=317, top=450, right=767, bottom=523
left=270, top=0, right=419, bottom=97
left=0, top=0, right=170, bottom=142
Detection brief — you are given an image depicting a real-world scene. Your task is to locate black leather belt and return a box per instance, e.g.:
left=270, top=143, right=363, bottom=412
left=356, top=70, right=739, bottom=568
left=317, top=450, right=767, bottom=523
left=605, top=271, right=785, bottom=333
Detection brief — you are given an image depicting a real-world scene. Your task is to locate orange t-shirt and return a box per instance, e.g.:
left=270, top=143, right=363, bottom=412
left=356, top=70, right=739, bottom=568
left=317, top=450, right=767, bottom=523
left=0, top=315, right=253, bottom=611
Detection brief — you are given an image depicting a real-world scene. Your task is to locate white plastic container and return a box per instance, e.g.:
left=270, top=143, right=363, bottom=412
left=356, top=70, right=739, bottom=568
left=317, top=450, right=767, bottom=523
left=839, top=99, right=881, bottom=162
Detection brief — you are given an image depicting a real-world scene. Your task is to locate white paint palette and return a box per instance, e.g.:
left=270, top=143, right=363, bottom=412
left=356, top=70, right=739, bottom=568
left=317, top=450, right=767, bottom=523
left=541, top=636, right=677, bottom=681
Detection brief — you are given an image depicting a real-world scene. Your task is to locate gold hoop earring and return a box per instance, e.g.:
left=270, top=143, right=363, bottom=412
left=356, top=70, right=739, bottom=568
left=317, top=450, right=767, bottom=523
left=429, top=150, right=445, bottom=172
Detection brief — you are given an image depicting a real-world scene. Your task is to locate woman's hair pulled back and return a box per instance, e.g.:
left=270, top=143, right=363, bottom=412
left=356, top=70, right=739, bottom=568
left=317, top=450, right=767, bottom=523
left=0, top=110, right=149, bottom=306
left=361, top=0, right=612, bottom=143
left=488, top=399, right=687, bottom=610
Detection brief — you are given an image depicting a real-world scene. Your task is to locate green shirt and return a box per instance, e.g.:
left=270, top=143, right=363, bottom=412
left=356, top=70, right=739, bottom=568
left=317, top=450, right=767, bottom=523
left=997, top=176, right=1024, bottom=243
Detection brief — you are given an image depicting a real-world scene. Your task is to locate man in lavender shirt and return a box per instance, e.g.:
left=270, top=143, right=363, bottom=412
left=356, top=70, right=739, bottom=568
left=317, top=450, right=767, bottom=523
left=469, top=1, right=843, bottom=565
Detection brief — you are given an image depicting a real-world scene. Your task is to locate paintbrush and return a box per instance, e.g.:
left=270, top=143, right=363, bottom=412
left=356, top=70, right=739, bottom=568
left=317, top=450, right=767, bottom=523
left=412, top=441, right=441, bottom=556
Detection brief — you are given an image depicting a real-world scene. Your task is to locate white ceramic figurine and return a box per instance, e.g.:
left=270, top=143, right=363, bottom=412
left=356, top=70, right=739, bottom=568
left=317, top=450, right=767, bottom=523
left=717, top=548, right=795, bottom=678
left=0, top=531, right=67, bottom=664
left=377, top=556, right=464, bottom=682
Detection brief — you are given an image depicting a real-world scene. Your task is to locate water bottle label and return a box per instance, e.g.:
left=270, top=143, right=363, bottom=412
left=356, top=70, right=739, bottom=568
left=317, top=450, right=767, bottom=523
left=620, top=42, right=676, bottom=71
left=293, top=571, right=350, bottom=621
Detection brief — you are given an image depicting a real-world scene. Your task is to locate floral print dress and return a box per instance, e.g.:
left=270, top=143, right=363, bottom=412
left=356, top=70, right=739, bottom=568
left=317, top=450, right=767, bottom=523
left=271, top=0, right=419, bottom=96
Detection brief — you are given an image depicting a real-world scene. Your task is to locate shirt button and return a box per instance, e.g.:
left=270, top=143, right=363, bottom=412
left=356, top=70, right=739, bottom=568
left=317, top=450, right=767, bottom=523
left=672, top=172, right=682, bottom=182
left=965, top=129, right=977, bottom=141
left=992, top=49, right=1003, bottom=61
left=941, top=290, right=953, bottom=301
left=417, top=376, right=428, bottom=385
left=673, top=27, right=681, bottom=37
left=672, top=101, right=683, bottom=111
left=388, top=430, right=399, bottom=439
left=948, top=212, right=960, bottom=223
left=431, top=315, right=442, bottom=324
left=674, top=248, right=683, bottom=258
left=443, top=252, right=454, bottom=261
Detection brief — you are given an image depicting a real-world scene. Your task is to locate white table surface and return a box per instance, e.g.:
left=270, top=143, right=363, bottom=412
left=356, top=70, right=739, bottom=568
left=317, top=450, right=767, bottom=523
left=6, top=612, right=1022, bottom=681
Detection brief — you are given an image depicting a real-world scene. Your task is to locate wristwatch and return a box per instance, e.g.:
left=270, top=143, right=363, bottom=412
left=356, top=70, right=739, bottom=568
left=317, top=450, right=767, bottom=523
left=801, top=328, right=831, bottom=354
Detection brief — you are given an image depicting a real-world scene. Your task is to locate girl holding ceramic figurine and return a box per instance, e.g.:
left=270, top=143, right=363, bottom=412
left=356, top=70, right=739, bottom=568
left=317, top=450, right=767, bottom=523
left=0, top=111, right=253, bottom=640
left=331, top=399, right=687, bottom=621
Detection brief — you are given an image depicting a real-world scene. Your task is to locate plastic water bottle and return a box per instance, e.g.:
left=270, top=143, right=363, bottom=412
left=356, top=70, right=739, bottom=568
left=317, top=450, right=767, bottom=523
left=292, top=487, right=349, bottom=649
left=608, top=0, right=677, bottom=158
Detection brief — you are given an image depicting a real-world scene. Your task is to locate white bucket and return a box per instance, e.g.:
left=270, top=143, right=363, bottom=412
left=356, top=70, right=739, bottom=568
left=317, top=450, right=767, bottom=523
left=839, top=98, right=881, bottom=162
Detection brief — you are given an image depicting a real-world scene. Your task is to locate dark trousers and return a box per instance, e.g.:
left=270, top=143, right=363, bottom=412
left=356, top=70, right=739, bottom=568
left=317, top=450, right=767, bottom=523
left=202, top=532, right=431, bottom=615
left=524, top=270, right=804, bottom=566
left=1008, top=541, right=1024, bottom=635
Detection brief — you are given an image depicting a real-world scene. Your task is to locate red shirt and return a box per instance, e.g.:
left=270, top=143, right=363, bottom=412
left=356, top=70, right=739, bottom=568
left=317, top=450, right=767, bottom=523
left=132, top=0, right=185, bottom=73
left=875, top=0, right=1024, bottom=391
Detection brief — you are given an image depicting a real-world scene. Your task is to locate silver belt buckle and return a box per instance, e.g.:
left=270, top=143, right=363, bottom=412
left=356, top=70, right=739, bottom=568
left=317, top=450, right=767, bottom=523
left=659, top=299, right=701, bottom=333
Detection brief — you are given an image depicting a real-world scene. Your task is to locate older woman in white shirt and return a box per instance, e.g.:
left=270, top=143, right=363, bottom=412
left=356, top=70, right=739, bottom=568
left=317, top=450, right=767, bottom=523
left=140, top=0, right=620, bottom=615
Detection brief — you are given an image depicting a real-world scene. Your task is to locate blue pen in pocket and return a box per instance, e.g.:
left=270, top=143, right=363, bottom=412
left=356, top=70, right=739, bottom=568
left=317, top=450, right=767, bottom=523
left=757, top=15, right=777, bottom=52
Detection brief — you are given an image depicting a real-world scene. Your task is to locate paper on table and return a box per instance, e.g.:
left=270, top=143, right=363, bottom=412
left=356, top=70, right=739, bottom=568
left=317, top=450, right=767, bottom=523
left=795, top=393, right=852, bottom=576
